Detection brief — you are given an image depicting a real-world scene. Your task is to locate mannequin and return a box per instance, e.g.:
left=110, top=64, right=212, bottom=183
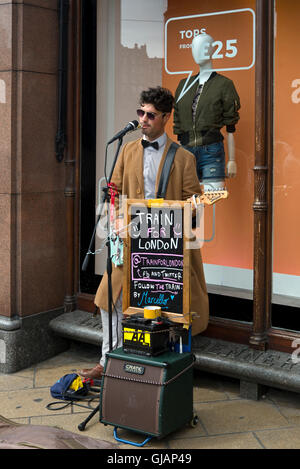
left=173, top=33, right=240, bottom=191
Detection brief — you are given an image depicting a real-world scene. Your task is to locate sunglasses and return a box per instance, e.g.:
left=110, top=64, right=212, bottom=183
left=136, top=109, right=165, bottom=120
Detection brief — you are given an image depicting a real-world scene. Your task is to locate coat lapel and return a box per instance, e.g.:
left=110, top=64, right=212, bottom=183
left=134, top=139, right=145, bottom=197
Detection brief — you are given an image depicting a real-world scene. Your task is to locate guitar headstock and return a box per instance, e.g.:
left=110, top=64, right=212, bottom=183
left=188, top=189, right=229, bottom=206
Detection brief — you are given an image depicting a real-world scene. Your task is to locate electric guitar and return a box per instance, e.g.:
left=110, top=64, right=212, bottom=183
left=188, top=189, right=229, bottom=206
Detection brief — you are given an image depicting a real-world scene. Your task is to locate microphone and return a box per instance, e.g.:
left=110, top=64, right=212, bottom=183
left=107, top=120, right=140, bottom=144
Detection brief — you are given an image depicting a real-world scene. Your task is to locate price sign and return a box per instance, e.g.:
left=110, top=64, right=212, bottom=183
left=165, top=8, right=255, bottom=79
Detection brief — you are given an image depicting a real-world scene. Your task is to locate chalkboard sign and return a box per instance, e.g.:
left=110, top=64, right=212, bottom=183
left=123, top=199, right=191, bottom=326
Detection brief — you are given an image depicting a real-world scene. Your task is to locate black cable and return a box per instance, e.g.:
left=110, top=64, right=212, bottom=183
left=46, top=392, right=100, bottom=412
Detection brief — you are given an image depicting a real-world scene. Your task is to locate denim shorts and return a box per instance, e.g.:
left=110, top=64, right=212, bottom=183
left=185, top=141, right=225, bottom=182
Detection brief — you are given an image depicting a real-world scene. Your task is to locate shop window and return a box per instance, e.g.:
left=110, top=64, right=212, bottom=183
left=82, top=0, right=256, bottom=324
left=272, top=0, right=300, bottom=330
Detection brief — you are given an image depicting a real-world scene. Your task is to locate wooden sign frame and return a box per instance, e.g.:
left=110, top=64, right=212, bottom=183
left=122, top=198, right=192, bottom=327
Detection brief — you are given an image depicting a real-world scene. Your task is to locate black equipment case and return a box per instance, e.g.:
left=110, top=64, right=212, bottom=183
left=99, top=347, right=194, bottom=439
left=122, top=316, right=170, bottom=357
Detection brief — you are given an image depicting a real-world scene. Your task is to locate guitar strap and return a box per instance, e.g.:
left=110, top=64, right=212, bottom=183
left=156, top=142, right=179, bottom=199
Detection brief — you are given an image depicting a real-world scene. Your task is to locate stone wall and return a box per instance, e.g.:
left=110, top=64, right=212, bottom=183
left=0, top=0, right=68, bottom=371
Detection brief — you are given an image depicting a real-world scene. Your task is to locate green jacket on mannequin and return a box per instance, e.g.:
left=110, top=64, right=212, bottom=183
left=173, top=72, right=240, bottom=147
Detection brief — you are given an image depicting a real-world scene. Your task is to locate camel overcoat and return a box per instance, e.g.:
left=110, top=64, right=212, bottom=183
left=94, top=136, right=209, bottom=335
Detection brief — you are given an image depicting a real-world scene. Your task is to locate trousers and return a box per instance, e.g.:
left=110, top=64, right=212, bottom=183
left=185, top=141, right=225, bottom=182
left=99, top=292, right=123, bottom=367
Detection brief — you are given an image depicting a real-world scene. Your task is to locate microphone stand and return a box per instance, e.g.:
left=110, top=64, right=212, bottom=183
left=78, top=137, right=123, bottom=431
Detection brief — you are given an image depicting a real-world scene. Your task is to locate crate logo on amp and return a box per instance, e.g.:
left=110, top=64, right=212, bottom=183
left=123, top=363, right=145, bottom=375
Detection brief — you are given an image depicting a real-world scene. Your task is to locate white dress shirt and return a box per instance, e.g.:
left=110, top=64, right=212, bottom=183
left=142, top=132, right=167, bottom=199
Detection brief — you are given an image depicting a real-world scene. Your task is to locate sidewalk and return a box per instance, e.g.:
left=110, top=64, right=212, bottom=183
left=1, top=343, right=300, bottom=449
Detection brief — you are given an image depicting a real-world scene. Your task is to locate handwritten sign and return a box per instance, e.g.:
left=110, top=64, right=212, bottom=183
left=123, top=200, right=191, bottom=326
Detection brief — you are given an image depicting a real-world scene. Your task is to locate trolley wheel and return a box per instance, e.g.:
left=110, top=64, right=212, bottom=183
left=190, top=414, right=199, bottom=428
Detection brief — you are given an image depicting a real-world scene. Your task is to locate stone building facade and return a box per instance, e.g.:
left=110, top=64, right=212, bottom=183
left=0, top=1, right=67, bottom=372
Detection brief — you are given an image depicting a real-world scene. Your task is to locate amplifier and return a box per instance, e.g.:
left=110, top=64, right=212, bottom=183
left=100, top=348, right=194, bottom=440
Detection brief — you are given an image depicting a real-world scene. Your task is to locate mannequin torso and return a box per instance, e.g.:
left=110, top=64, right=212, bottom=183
left=174, top=34, right=240, bottom=190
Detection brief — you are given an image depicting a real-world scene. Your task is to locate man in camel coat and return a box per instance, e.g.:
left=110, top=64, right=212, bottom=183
left=79, top=87, right=209, bottom=379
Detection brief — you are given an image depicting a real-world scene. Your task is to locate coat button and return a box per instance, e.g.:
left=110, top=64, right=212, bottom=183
left=136, top=188, right=141, bottom=194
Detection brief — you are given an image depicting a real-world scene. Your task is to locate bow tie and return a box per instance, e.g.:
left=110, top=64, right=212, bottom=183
left=141, top=139, right=159, bottom=150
